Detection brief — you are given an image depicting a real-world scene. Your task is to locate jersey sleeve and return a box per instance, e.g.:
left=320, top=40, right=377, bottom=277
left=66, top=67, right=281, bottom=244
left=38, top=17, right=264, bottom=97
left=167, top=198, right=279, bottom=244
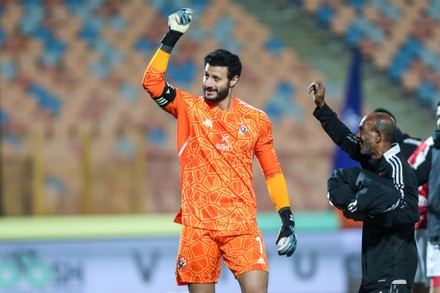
left=141, top=48, right=180, bottom=118
left=254, top=114, right=291, bottom=211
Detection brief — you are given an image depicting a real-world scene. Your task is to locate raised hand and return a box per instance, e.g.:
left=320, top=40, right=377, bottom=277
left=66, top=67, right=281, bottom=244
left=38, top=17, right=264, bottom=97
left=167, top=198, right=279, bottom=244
left=307, top=80, right=326, bottom=108
left=168, top=8, right=193, bottom=34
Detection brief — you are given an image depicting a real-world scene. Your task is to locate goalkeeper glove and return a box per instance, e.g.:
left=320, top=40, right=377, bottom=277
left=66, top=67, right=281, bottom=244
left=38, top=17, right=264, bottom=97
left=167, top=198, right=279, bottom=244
left=276, top=207, right=297, bottom=257
left=161, top=8, right=193, bottom=50
left=168, top=8, right=192, bottom=34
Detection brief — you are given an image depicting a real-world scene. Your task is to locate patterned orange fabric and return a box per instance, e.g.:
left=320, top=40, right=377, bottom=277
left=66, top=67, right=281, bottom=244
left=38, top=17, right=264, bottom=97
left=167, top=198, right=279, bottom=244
left=175, top=225, right=268, bottom=285
left=142, top=48, right=289, bottom=231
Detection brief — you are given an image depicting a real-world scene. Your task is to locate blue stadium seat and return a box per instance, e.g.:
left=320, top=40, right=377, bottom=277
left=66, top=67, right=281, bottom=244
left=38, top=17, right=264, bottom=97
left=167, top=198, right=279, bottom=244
left=265, top=37, right=284, bottom=54
left=426, top=0, right=440, bottom=21
left=119, top=83, right=139, bottom=102
left=0, top=108, right=8, bottom=127
left=78, top=21, right=102, bottom=47
left=147, top=127, right=167, bottom=147
left=33, top=26, right=66, bottom=65
left=366, top=24, right=384, bottom=44
left=45, top=175, right=66, bottom=195
left=187, top=26, right=207, bottom=42
left=388, top=37, right=421, bottom=80
left=345, top=23, right=363, bottom=46
left=27, top=84, right=62, bottom=116
left=0, top=60, right=17, bottom=81
left=388, top=54, right=410, bottom=81
left=212, top=17, right=236, bottom=44
left=264, top=82, right=301, bottom=121
left=417, top=80, right=436, bottom=104
left=106, top=15, right=127, bottom=32
left=316, top=4, right=335, bottom=25
left=89, top=61, right=111, bottom=79
left=368, top=0, right=400, bottom=20
left=419, top=47, right=440, bottom=74
left=3, top=133, right=22, bottom=148
left=0, top=27, right=5, bottom=46
left=348, top=0, right=365, bottom=13
left=134, top=36, right=154, bottom=54
left=167, top=59, right=197, bottom=85
left=115, top=137, right=135, bottom=158
left=19, top=5, right=44, bottom=35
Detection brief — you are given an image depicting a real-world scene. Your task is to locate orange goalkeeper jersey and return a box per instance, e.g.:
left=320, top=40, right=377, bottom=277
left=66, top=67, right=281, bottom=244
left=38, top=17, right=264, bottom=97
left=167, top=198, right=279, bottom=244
left=143, top=50, right=285, bottom=231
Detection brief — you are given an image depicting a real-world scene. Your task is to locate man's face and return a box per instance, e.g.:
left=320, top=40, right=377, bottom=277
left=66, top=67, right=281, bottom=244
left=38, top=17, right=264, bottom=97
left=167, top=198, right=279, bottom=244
left=356, top=115, right=379, bottom=156
left=202, top=64, right=230, bottom=103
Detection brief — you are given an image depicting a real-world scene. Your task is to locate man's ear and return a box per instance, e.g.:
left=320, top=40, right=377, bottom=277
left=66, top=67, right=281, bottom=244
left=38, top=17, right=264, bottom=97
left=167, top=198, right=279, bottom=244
left=375, top=130, right=382, bottom=144
left=229, top=75, right=239, bottom=88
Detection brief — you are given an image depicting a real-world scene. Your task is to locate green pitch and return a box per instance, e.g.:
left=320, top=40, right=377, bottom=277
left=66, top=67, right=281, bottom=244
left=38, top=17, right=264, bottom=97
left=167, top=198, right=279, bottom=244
left=0, top=211, right=338, bottom=241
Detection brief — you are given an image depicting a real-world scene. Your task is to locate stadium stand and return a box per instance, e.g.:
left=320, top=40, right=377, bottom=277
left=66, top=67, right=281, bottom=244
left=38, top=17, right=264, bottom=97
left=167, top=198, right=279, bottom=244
left=1, top=0, right=438, bottom=216
left=303, top=0, right=440, bottom=109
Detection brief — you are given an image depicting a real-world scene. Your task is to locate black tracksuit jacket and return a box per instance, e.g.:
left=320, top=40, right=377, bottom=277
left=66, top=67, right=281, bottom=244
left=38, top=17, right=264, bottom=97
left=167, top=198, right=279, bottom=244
left=314, top=104, right=420, bottom=291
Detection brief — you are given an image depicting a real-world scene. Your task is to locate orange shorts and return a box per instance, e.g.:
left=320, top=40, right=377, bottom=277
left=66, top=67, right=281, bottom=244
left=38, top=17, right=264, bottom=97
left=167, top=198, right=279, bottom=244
left=175, top=225, right=269, bottom=285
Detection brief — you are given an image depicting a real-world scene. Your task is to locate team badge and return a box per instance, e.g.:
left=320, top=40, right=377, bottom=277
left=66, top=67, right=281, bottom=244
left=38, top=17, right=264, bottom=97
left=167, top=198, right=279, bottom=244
left=238, top=124, right=248, bottom=135
left=177, top=256, right=187, bottom=269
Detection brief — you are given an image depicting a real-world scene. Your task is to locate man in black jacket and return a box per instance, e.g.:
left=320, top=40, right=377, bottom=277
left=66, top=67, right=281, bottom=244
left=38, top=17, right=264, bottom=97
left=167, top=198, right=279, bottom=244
left=308, top=80, right=420, bottom=293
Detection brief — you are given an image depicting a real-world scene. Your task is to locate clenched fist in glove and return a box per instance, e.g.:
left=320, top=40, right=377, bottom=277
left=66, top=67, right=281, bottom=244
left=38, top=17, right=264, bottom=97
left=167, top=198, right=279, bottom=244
left=161, top=8, right=193, bottom=52
left=276, top=207, right=297, bottom=257
left=168, top=8, right=193, bottom=34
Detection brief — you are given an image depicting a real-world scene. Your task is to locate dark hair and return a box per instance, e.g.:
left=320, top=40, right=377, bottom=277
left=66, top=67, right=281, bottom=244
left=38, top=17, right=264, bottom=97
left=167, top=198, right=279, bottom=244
left=204, top=49, right=242, bottom=80
left=373, top=108, right=396, bottom=122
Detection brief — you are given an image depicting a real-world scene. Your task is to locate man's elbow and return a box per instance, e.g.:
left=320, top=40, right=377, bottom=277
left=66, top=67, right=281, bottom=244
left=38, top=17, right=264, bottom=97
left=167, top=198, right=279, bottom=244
left=141, top=70, right=163, bottom=97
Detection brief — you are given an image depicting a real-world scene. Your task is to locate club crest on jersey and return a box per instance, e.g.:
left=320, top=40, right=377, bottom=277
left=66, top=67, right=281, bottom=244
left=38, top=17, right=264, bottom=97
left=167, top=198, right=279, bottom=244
left=177, top=256, right=187, bottom=269
left=238, top=124, right=248, bottom=135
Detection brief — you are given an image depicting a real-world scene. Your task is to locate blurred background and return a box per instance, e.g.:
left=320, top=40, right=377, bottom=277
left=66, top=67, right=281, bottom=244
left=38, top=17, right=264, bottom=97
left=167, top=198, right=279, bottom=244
left=1, top=0, right=439, bottom=292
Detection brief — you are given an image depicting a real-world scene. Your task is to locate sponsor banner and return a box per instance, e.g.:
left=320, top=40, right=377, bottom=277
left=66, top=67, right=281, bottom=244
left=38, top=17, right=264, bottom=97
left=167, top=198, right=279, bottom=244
left=0, top=230, right=362, bottom=293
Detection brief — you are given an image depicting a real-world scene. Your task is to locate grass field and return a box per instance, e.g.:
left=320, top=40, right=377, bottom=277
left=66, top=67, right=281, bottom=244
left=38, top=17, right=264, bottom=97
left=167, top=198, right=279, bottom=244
left=0, top=211, right=339, bottom=241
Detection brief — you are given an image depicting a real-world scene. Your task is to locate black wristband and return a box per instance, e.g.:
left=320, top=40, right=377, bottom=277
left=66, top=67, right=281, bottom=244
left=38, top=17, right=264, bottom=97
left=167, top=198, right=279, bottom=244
left=278, top=207, right=294, bottom=225
left=160, top=29, right=183, bottom=51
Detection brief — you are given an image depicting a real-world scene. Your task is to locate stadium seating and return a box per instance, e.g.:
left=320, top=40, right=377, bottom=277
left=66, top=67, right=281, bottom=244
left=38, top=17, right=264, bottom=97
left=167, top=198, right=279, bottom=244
left=304, top=0, right=440, bottom=108
left=2, top=0, right=437, bottom=215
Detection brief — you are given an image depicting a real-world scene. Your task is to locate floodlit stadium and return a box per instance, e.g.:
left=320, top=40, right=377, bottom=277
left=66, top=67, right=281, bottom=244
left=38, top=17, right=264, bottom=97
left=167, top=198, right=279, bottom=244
left=1, top=0, right=439, bottom=292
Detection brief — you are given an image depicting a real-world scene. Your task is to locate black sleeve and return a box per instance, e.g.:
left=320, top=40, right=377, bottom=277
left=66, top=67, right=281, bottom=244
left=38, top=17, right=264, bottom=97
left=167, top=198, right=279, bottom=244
left=327, top=168, right=360, bottom=210
left=313, top=104, right=364, bottom=162
left=353, top=169, right=401, bottom=217
left=327, top=167, right=402, bottom=221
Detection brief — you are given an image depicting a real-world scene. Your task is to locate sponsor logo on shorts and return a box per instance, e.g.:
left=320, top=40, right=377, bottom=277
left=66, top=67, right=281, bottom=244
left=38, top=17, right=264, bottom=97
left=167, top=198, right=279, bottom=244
left=177, top=256, right=187, bottom=269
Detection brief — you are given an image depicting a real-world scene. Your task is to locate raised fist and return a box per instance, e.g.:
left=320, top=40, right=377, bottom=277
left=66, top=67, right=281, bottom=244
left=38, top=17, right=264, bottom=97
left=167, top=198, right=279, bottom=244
left=168, top=8, right=193, bottom=34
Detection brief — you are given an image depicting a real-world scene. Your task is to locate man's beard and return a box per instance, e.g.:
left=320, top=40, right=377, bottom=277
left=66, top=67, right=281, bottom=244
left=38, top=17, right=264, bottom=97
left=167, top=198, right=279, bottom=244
left=359, top=141, right=373, bottom=156
left=203, top=86, right=229, bottom=103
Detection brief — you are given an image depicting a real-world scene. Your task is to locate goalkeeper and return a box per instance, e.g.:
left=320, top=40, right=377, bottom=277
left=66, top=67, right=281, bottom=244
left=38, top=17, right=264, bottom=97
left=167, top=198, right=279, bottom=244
left=142, top=8, right=297, bottom=292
